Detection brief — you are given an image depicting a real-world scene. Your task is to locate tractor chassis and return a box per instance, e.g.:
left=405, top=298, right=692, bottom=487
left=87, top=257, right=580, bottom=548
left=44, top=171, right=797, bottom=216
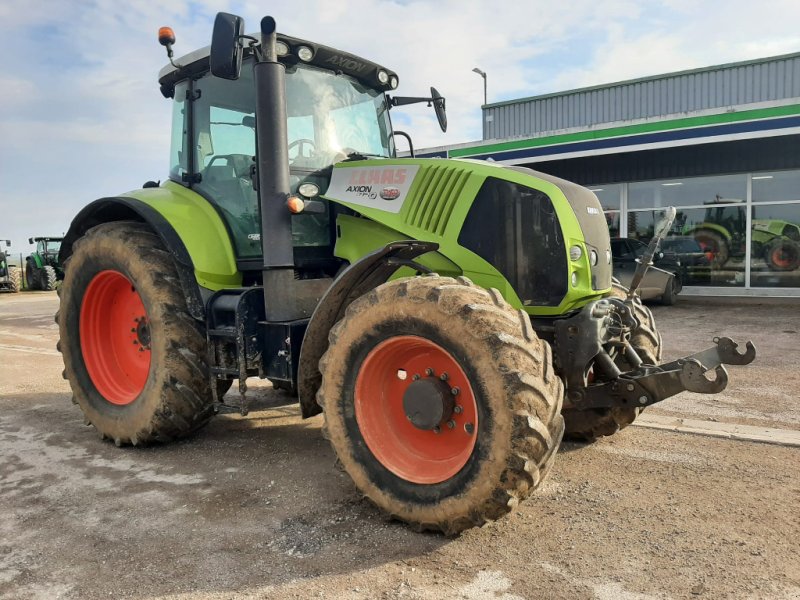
left=554, top=297, right=756, bottom=411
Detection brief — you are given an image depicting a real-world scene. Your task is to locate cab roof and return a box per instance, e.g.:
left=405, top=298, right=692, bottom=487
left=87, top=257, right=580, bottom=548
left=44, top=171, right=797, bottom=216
left=157, top=32, right=398, bottom=99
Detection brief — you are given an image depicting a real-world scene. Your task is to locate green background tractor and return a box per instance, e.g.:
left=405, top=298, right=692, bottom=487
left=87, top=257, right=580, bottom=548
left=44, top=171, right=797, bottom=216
left=686, top=205, right=800, bottom=271
left=56, top=13, right=755, bottom=534
left=0, top=240, right=21, bottom=293
left=26, top=236, right=64, bottom=290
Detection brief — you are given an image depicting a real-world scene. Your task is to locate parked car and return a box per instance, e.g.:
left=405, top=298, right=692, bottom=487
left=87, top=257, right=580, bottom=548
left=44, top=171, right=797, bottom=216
left=660, top=236, right=712, bottom=284
left=610, top=237, right=680, bottom=304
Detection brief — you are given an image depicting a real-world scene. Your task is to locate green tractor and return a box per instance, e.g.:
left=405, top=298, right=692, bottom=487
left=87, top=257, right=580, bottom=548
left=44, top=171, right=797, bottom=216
left=56, top=13, right=756, bottom=533
left=0, top=240, right=21, bottom=293
left=26, top=236, right=64, bottom=290
left=687, top=204, right=800, bottom=271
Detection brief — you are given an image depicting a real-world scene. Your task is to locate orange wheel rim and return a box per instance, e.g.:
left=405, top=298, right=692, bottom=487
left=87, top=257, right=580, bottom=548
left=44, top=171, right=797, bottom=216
left=354, top=336, right=478, bottom=484
left=772, top=248, right=793, bottom=269
left=79, top=270, right=151, bottom=405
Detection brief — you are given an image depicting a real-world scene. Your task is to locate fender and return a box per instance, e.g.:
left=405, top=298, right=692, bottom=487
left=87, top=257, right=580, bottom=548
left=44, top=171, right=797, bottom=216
left=27, top=254, right=44, bottom=268
left=297, top=240, right=438, bottom=418
left=60, top=197, right=207, bottom=320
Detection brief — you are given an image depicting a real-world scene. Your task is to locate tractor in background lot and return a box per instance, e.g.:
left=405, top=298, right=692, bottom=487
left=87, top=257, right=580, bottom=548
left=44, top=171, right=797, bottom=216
left=56, top=13, right=756, bottom=533
left=26, top=237, right=64, bottom=291
left=0, top=240, right=21, bottom=293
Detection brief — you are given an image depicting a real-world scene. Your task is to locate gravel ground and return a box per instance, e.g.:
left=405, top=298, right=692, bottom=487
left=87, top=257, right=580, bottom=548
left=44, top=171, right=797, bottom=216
left=1, top=291, right=798, bottom=600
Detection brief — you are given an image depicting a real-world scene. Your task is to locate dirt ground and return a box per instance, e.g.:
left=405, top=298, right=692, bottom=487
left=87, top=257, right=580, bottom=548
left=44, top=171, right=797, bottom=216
left=1, top=291, right=798, bottom=600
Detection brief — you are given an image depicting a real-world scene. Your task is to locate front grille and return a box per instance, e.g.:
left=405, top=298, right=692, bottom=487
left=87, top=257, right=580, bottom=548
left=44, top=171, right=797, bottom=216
left=458, top=177, right=568, bottom=306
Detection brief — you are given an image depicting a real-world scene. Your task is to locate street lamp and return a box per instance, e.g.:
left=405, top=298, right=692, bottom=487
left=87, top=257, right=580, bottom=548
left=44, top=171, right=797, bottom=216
left=472, top=67, right=487, bottom=106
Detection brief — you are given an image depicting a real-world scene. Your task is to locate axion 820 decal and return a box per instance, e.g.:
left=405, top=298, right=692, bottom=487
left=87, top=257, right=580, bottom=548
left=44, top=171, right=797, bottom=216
left=325, top=165, right=420, bottom=213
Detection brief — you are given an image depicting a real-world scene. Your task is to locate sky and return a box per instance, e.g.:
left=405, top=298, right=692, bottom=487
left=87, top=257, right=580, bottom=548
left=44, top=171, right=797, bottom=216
left=1, top=0, right=800, bottom=255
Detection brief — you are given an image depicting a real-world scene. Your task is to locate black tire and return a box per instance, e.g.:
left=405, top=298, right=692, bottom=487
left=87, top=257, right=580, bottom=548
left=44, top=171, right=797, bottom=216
left=25, top=260, right=40, bottom=290
left=693, top=229, right=729, bottom=268
left=41, top=265, right=57, bottom=291
left=7, top=266, right=20, bottom=293
left=56, top=221, right=215, bottom=445
left=660, top=275, right=678, bottom=306
left=318, top=275, right=564, bottom=534
left=764, top=238, right=800, bottom=272
left=562, top=282, right=662, bottom=442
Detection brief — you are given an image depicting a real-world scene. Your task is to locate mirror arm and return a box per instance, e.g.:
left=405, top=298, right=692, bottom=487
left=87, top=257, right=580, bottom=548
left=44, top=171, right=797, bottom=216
left=388, top=95, right=435, bottom=108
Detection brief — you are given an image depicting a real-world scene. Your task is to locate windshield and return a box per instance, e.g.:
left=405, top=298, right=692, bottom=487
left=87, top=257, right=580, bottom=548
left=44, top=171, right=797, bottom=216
left=285, top=63, right=394, bottom=167
left=185, top=59, right=394, bottom=257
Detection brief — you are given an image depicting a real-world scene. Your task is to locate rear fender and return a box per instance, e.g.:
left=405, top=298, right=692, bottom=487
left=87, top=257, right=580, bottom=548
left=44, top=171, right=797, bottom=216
left=60, top=197, right=207, bottom=320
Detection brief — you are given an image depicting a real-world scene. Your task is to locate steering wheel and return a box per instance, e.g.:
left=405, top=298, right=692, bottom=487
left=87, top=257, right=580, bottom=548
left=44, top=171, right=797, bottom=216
left=288, top=138, right=316, bottom=160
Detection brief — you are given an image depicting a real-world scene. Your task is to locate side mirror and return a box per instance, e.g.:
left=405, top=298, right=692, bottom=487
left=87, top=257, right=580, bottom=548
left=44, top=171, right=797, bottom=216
left=4, top=241, right=10, bottom=247
left=431, top=87, right=447, bottom=132
left=210, top=12, right=245, bottom=80
left=28, top=237, right=34, bottom=245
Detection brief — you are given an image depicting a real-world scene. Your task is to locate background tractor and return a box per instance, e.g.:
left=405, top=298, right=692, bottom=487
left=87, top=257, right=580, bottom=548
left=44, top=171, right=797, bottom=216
left=56, top=13, right=756, bottom=534
left=26, top=236, right=64, bottom=290
left=0, top=240, right=21, bottom=293
left=686, top=204, right=800, bottom=271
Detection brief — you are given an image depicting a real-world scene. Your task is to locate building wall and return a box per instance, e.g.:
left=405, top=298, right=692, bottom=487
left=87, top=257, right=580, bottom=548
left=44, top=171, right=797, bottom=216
left=484, top=53, right=800, bottom=140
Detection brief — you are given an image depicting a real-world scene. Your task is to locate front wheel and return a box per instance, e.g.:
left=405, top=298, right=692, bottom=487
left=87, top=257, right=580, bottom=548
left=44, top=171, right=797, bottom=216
left=318, top=275, right=564, bottom=534
left=57, top=222, right=215, bottom=445
left=764, top=238, right=800, bottom=271
left=25, top=261, right=40, bottom=290
left=562, top=282, right=663, bottom=442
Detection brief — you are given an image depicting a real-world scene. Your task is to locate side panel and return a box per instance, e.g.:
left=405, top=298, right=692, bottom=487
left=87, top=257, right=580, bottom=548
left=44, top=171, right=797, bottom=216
left=324, top=158, right=607, bottom=315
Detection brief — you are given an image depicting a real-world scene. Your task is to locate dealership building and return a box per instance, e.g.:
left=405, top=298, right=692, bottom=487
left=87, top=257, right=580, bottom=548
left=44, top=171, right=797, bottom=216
left=418, top=52, right=800, bottom=296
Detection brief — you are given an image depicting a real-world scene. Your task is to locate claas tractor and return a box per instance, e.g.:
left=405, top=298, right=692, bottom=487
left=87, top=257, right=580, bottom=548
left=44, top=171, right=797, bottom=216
left=56, top=13, right=756, bottom=533
left=0, top=240, right=21, bottom=293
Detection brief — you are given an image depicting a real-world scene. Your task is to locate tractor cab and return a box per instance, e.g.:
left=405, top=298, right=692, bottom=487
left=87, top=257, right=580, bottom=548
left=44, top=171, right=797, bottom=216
left=158, top=31, right=398, bottom=271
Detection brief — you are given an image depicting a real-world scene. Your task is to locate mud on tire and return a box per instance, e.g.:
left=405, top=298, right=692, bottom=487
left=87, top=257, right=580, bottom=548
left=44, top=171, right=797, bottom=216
left=57, top=221, right=215, bottom=445
left=562, top=281, right=662, bottom=442
left=318, top=275, right=564, bottom=534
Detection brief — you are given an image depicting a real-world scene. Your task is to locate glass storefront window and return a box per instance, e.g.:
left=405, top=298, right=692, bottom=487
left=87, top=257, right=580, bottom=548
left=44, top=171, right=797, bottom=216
left=628, top=174, right=746, bottom=210
left=750, top=204, right=800, bottom=288
left=587, top=184, right=622, bottom=211
left=752, top=170, right=800, bottom=203
left=604, top=211, right=620, bottom=238
left=628, top=206, right=747, bottom=287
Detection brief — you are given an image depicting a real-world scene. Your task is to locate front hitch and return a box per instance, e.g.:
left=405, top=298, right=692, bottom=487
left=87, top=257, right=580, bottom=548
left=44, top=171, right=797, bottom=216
left=569, top=336, right=756, bottom=410
left=554, top=298, right=757, bottom=411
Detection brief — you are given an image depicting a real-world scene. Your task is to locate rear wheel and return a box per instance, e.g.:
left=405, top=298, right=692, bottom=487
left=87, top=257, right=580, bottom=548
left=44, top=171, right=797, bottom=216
left=25, top=261, right=40, bottom=290
left=7, top=266, right=20, bottom=293
left=694, top=229, right=729, bottom=268
left=660, top=275, right=678, bottom=305
left=57, top=221, right=215, bottom=445
left=318, top=275, right=564, bottom=534
left=562, top=282, right=662, bottom=442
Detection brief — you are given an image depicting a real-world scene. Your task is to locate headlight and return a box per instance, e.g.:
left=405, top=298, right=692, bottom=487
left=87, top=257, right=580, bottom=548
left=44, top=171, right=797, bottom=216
left=569, top=245, right=583, bottom=261
left=297, top=46, right=314, bottom=62
left=377, top=70, right=389, bottom=85
left=571, top=272, right=578, bottom=287
left=590, top=250, right=598, bottom=266
left=606, top=249, right=612, bottom=264
left=298, top=182, right=320, bottom=198
left=275, top=41, right=290, bottom=56
left=390, top=76, right=399, bottom=89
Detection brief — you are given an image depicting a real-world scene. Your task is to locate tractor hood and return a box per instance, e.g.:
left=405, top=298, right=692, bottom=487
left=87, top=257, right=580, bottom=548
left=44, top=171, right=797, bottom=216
left=320, top=158, right=613, bottom=312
